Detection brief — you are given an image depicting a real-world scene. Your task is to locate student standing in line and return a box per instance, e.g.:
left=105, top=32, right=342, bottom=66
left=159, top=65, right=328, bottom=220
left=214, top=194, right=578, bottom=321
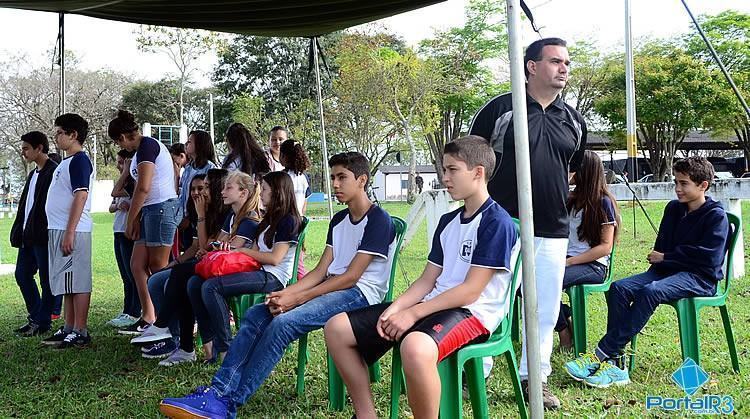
left=221, top=123, right=270, bottom=178
left=266, top=126, right=287, bottom=172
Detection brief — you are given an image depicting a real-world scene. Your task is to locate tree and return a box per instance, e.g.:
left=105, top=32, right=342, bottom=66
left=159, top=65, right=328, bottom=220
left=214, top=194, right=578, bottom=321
left=136, top=26, right=221, bottom=127
left=595, top=43, right=724, bottom=181
left=563, top=41, right=611, bottom=121
left=685, top=10, right=750, bottom=170
left=419, top=0, right=508, bottom=182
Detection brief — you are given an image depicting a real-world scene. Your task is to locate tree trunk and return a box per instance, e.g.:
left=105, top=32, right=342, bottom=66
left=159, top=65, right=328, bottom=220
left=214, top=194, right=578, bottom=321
left=404, top=121, right=418, bottom=203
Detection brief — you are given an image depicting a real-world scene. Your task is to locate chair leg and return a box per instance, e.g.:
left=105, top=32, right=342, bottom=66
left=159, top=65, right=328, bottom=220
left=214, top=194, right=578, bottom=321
left=719, top=305, right=740, bottom=373
left=629, top=335, right=637, bottom=372
left=437, top=356, right=462, bottom=419
left=296, top=333, right=308, bottom=396
left=464, top=357, right=488, bottom=419
left=327, top=351, right=345, bottom=411
left=675, top=303, right=701, bottom=365
left=389, top=350, right=404, bottom=419
left=504, top=349, right=528, bottom=419
left=568, top=286, right=588, bottom=355
left=368, top=361, right=381, bottom=383
left=511, top=296, right=521, bottom=343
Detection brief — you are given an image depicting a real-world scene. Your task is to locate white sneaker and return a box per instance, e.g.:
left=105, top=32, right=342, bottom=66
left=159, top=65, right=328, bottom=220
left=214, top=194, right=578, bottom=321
left=107, top=314, right=138, bottom=328
left=158, top=349, right=196, bottom=367
left=130, top=325, right=172, bottom=345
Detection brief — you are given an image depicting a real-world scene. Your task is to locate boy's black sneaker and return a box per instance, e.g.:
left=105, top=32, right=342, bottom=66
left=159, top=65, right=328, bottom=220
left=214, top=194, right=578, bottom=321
left=20, top=322, right=50, bottom=337
left=55, top=331, right=91, bottom=349
left=41, top=326, right=68, bottom=346
left=117, top=318, right=151, bottom=336
left=14, top=321, right=33, bottom=334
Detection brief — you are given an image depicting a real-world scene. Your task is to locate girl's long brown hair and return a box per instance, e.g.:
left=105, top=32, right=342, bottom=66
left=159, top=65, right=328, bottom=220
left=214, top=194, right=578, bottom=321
left=257, top=171, right=301, bottom=249
left=567, top=151, right=620, bottom=247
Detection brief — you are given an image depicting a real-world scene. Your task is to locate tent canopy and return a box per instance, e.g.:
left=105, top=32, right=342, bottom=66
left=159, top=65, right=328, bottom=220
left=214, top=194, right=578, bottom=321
left=0, top=0, right=445, bottom=37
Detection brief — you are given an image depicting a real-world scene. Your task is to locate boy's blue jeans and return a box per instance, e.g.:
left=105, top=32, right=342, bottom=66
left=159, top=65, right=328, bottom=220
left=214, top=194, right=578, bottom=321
left=210, top=286, right=368, bottom=414
left=15, top=245, right=61, bottom=328
left=597, top=269, right=716, bottom=357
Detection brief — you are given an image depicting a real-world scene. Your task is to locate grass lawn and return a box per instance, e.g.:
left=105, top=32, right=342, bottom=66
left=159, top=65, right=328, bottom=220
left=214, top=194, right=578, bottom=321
left=0, top=200, right=748, bottom=417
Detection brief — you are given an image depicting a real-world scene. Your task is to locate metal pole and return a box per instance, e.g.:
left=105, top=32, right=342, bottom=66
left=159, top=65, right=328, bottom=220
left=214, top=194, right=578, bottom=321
left=681, top=0, right=750, bottom=122
left=58, top=12, right=65, bottom=115
left=209, top=93, right=215, bottom=142
left=507, top=1, right=543, bottom=417
left=624, top=0, right=638, bottom=182
left=312, top=37, right=334, bottom=220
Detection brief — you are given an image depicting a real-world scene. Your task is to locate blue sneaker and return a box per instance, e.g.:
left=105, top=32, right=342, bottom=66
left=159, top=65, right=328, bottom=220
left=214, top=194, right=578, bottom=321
left=159, top=386, right=230, bottom=419
left=584, top=361, right=631, bottom=388
left=142, top=340, right=177, bottom=359
left=564, top=353, right=601, bottom=381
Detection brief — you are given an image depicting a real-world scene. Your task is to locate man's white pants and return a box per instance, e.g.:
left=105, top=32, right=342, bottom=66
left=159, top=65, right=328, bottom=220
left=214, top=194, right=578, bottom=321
left=518, top=236, right=568, bottom=382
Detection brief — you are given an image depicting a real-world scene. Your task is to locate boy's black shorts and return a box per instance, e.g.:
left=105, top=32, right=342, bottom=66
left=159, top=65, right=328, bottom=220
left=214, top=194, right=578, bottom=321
left=346, top=302, right=490, bottom=365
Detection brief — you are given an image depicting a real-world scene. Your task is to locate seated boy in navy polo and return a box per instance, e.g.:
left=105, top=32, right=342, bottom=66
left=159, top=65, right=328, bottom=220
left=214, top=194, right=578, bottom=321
left=566, top=157, right=729, bottom=388
left=324, top=135, right=518, bottom=419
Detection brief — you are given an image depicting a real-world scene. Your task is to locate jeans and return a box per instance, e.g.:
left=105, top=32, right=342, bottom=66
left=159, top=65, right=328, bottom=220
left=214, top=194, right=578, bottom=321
left=210, top=286, right=368, bottom=414
left=597, top=270, right=717, bottom=357
left=14, top=245, right=60, bottom=328
left=114, top=232, right=140, bottom=317
left=193, top=271, right=284, bottom=353
left=555, top=261, right=607, bottom=332
left=148, top=268, right=179, bottom=342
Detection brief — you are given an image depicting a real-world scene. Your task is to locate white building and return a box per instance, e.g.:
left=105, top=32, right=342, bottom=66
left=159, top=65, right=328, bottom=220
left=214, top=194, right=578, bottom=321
left=372, top=164, right=439, bottom=202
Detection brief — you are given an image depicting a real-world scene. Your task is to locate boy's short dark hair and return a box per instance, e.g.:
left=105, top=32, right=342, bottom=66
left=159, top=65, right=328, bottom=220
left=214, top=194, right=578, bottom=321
left=54, top=113, right=89, bottom=144
left=21, top=131, right=49, bottom=154
left=524, top=37, right=567, bottom=78
left=443, top=135, right=496, bottom=181
left=117, top=148, right=135, bottom=159
left=328, top=152, right=370, bottom=184
left=673, top=156, right=715, bottom=190
left=169, top=143, right=186, bottom=156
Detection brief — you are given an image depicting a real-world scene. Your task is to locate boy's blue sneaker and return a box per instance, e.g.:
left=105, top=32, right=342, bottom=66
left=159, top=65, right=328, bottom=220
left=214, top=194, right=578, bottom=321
left=564, top=353, right=601, bottom=381
left=142, top=339, right=177, bottom=359
left=584, top=361, right=631, bottom=388
left=159, top=386, right=230, bottom=419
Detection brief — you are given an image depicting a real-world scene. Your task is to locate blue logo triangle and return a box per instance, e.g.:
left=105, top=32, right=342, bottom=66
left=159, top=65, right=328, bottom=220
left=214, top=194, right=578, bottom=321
left=671, top=358, right=709, bottom=396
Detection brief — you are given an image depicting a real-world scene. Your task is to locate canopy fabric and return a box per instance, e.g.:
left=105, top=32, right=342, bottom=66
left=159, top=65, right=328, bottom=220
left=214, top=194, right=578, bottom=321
left=0, top=0, right=446, bottom=36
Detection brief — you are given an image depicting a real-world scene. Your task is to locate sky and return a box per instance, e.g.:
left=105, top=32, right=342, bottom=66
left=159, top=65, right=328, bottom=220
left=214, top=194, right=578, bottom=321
left=0, top=0, right=749, bottom=85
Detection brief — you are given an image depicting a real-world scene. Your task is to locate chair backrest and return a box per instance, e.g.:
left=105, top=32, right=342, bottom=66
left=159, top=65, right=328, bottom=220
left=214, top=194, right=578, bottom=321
left=494, top=218, right=522, bottom=340
left=719, top=212, right=741, bottom=297
left=604, top=242, right=617, bottom=285
left=288, top=216, right=310, bottom=286
left=383, top=216, right=408, bottom=303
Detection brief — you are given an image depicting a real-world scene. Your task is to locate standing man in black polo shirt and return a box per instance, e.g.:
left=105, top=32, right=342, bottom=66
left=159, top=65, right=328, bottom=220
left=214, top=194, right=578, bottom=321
left=469, top=37, right=586, bottom=409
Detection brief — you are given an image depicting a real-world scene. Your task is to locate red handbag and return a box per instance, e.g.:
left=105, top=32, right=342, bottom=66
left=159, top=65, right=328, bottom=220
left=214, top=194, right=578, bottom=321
left=195, top=250, right=262, bottom=280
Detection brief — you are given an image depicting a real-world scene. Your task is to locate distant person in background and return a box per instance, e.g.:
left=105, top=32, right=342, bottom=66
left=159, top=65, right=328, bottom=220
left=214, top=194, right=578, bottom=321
left=48, top=152, right=62, bottom=165
left=108, top=148, right=140, bottom=328
left=415, top=173, right=424, bottom=194
left=169, top=143, right=187, bottom=194
left=11, top=131, right=60, bottom=337
left=222, top=123, right=270, bottom=179
left=266, top=126, right=287, bottom=172
left=280, top=139, right=312, bottom=279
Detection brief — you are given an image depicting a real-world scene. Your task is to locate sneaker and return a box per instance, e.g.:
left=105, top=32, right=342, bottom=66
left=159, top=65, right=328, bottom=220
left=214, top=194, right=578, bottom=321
left=117, top=318, right=151, bottom=336
left=565, top=353, right=601, bottom=381
left=158, top=349, right=197, bottom=367
left=142, top=340, right=178, bottom=359
left=159, top=386, right=230, bottom=419
left=41, top=326, right=68, bottom=346
left=20, top=322, right=51, bottom=337
left=584, top=361, right=631, bottom=388
left=55, top=331, right=91, bottom=349
left=131, top=325, right=172, bottom=345
left=521, top=380, right=561, bottom=410
left=14, top=321, right=33, bottom=334
left=107, top=313, right=139, bottom=328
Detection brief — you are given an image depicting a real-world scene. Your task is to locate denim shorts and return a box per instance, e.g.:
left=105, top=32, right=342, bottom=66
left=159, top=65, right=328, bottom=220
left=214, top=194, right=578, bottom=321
left=138, top=198, right=179, bottom=247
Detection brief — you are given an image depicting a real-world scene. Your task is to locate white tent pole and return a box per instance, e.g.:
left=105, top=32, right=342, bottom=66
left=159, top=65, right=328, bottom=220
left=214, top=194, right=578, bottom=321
left=209, top=92, right=215, bottom=143
left=312, top=36, right=334, bottom=220
left=507, top=1, right=543, bottom=417
left=624, top=0, right=638, bottom=181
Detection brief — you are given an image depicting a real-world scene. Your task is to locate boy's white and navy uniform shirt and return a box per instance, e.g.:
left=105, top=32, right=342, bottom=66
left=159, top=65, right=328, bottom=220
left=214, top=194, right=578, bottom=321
left=426, top=198, right=518, bottom=333
left=326, top=206, right=396, bottom=305
left=129, top=136, right=178, bottom=206
left=45, top=151, right=94, bottom=233
left=257, top=214, right=299, bottom=286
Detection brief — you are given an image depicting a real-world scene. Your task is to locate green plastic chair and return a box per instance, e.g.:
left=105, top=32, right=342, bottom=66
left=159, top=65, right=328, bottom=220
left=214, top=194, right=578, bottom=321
left=629, top=213, right=740, bottom=373
left=565, top=244, right=617, bottom=355
left=388, top=220, right=527, bottom=419
left=229, top=216, right=310, bottom=330
left=323, top=217, right=407, bottom=408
